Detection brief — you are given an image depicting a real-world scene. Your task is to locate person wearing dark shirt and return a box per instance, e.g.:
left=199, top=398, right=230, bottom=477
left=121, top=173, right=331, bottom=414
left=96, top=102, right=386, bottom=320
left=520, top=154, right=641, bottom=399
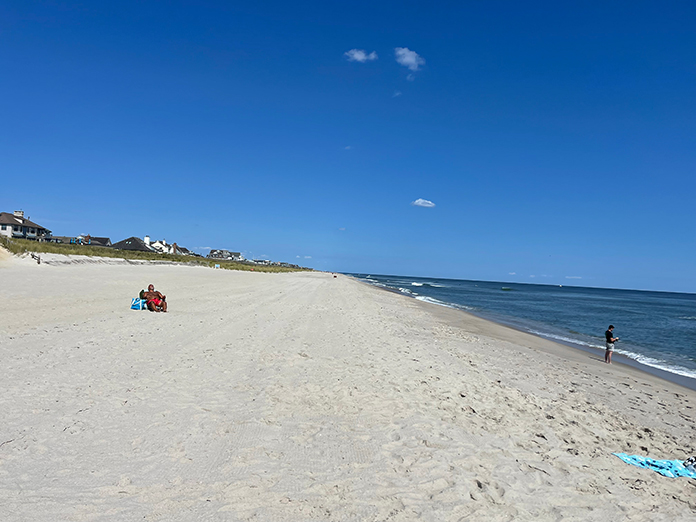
left=605, top=325, right=619, bottom=364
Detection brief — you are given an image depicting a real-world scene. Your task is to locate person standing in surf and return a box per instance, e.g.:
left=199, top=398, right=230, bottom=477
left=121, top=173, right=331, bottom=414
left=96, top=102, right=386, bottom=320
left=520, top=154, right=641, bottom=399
left=605, top=325, right=619, bottom=364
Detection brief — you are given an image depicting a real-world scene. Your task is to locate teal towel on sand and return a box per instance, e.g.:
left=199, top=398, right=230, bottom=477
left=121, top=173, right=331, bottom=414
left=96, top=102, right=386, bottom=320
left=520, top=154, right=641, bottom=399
left=613, top=453, right=696, bottom=479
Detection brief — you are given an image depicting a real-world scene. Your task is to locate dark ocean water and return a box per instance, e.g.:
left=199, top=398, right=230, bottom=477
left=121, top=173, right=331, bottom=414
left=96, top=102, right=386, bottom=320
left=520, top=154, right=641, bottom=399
left=350, top=273, right=696, bottom=381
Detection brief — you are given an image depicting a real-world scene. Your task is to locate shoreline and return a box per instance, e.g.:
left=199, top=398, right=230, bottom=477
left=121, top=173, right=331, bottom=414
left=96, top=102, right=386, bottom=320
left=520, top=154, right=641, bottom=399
left=2, top=261, right=695, bottom=520
left=350, top=276, right=696, bottom=392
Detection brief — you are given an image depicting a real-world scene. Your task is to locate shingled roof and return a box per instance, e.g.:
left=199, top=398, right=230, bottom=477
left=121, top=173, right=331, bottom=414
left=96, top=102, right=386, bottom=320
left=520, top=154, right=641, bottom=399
left=0, top=212, right=51, bottom=233
left=111, top=236, right=154, bottom=252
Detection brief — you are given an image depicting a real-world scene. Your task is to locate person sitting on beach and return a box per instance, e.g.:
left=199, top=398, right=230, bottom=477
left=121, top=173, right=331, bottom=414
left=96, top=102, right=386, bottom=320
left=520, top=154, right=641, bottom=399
left=141, top=284, right=167, bottom=312
left=605, top=325, right=619, bottom=364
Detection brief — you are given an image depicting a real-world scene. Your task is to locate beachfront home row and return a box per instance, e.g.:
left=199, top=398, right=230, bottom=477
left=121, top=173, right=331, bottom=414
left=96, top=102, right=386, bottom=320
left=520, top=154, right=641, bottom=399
left=0, top=211, right=52, bottom=241
left=52, top=235, right=112, bottom=247
left=107, top=236, right=199, bottom=256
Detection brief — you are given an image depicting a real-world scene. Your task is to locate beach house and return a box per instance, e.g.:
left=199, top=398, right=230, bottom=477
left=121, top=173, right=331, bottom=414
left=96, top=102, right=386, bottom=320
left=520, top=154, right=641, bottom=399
left=0, top=211, right=52, bottom=241
left=111, top=237, right=154, bottom=252
left=144, top=236, right=193, bottom=256
left=208, top=249, right=244, bottom=261
left=51, top=234, right=112, bottom=247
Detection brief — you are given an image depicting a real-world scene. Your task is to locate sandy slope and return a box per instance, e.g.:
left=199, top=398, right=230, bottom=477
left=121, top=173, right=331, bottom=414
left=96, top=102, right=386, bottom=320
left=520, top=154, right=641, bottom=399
left=0, top=259, right=694, bottom=521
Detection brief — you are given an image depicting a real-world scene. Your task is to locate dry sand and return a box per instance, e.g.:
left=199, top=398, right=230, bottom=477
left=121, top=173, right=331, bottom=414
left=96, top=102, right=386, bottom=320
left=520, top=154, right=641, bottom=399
left=1, top=252, right=695, bottom=521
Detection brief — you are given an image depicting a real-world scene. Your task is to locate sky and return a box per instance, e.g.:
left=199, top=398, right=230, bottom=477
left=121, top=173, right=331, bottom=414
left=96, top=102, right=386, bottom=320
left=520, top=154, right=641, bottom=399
left=1, top=1, right=694, bottom=292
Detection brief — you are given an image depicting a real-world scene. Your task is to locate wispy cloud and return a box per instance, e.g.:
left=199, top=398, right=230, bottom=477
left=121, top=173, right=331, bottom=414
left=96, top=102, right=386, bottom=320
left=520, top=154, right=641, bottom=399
left=566, top=276, right=582, bottom=279
left=395, top=47, right=425, bottom=71
left=338, top=227, right=346, bottom=231
left=529, top=275, right=536, bottom=278
left=344, top=145, right=351, bottom=150
left=412, top=198, right=435, bottom=208
left=195, top=247, right=212, bottom=251
left=392, top=90, right=402, bottom=97
left=304, top=256, right=312, bottom=259
left=509, top=272, right=516, bottom=275
left=344, top=49, right=378, bottom=63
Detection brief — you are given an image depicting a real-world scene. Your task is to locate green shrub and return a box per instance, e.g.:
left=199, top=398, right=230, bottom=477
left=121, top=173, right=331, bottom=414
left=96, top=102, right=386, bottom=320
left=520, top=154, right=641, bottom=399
left=0, top=237, right=308, bottom=273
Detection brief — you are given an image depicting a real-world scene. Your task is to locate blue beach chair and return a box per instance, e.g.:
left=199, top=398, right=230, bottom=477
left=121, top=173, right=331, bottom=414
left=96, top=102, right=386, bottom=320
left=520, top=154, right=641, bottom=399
left=130, top=298, right=148, bottom=310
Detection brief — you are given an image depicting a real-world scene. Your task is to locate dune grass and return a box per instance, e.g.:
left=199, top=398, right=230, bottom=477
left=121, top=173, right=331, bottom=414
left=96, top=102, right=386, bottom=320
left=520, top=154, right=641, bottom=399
left=0, top=237, right=309, bottom=273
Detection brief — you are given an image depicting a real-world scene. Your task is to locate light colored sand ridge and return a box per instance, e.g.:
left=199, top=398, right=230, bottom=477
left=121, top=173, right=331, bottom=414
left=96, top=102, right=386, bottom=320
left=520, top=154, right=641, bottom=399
left=0, top=260, right=694, bottom=521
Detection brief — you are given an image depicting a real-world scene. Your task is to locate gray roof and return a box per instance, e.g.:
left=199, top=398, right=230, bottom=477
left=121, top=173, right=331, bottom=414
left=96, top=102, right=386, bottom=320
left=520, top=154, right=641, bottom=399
left=111, top=237, right=154, bottom=252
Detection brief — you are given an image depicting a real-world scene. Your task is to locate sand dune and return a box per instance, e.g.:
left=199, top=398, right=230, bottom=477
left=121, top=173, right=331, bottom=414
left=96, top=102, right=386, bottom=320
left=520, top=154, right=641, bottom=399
left=1, top=257, right=694, bottom=520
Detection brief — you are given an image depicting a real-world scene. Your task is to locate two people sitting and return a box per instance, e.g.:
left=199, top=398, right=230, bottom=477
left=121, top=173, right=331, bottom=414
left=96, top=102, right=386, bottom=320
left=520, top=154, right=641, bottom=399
left=140, top=284, right=167, bottom=312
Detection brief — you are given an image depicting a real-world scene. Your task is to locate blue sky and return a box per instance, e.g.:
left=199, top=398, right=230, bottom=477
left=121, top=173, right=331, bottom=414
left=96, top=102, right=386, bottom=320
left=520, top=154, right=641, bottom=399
left=1, top=1, right=694, bottom=292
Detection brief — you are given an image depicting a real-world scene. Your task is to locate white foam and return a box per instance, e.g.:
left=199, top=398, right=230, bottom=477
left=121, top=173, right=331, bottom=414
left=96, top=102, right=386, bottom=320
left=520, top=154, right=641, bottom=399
left=613, top=349, right=696, bottom=380
left=415, top=295, right=474, bottom=311
left=679, top=316, right=696, bottom=320
left=527, top=330, right=604, bottom=350
left=527, top=330, right=696, bottom=380
left=411, top=282, right=423, bottom=286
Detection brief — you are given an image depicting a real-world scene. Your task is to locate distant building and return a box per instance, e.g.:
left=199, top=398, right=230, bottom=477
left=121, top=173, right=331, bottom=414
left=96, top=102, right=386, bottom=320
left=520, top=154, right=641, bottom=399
left=208, top=249, right=244, bottom=261
left=0, top=211, right=52, bottom=241
left=112, top=237, right=154, bottom=252
left=51, top=234, right=112, bottom=247
left=144, top=236, right=190, bottom=255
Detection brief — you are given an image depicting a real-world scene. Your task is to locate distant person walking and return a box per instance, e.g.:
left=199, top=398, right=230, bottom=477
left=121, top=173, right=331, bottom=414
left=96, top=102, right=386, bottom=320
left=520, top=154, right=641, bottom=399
left=605, top=325, right=619, bottom=364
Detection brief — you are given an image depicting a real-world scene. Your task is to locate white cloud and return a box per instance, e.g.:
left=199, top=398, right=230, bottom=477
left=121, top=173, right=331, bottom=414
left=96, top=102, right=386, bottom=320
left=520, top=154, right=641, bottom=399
left=566, top=276, right=582, bottom=279
left=395, top=47, right=425, bottom=71
left=344, top=145, right=351, bottom=150
left=529, top=275, right=536, bottom=278
left=339, top=227, right=346, bottom=231
left=509, top=272, right=516, bottom=275
left=393, top=90, right=402, bottom=97
left=411, top=198, right=435, bottom=208
left=406, top=73, right=415, bottom=81
left=304, top=256, right=312, bottom=259
left=344, top=49, right=378, bottom=63
left=296, top=255, right=300, bottom=258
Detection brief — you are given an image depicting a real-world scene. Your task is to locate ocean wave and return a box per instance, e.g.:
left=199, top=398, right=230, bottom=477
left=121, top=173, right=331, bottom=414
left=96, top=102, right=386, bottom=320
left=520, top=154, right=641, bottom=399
left=411, top=282, right=423, bottom=286
left=398, top=287, right=416, bottom=295
left=415, top=295, right=474, bottom=311
left=527, top=330, right=696, bottom=380
left=613, top=350, right=696, bottom=380
left=527, top=330, right=604, bottom=350
left=679, top=316, right=696, bottom=320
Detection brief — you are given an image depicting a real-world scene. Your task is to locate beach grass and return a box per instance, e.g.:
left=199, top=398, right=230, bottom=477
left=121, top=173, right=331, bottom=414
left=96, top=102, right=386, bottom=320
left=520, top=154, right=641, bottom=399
left=0, top=236, right=309, bottom=273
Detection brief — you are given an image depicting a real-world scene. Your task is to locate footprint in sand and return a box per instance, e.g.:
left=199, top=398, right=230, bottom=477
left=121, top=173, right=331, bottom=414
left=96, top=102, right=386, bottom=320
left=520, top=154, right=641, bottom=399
left=469, top=478, right=505, bottom=503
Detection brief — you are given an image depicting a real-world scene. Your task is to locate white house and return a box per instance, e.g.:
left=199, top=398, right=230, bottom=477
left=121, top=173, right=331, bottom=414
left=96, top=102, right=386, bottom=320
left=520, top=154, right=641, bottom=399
left=144, top=236, right=189, bottom=255
left=0, top=211, right=51, bottom=241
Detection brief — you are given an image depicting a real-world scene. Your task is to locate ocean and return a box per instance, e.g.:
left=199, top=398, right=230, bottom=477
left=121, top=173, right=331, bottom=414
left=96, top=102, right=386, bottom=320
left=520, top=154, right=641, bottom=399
left=350, top=273, right=696, bottom=384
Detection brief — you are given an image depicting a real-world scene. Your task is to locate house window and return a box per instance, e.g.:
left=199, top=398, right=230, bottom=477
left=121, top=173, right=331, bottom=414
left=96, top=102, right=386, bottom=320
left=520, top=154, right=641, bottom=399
left=13, top=225, right=19, bottom=231
left=1, top=225, right=6, bottom=230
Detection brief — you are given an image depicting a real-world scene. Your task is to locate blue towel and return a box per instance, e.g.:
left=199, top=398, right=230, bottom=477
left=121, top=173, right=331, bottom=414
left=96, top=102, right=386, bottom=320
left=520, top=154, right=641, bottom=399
left=613, top=453, right=696, bottom=479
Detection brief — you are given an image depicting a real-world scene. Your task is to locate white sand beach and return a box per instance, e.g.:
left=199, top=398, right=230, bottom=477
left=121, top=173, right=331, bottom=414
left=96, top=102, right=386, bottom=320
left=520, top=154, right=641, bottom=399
left=1, top=253, right=695, bottom=521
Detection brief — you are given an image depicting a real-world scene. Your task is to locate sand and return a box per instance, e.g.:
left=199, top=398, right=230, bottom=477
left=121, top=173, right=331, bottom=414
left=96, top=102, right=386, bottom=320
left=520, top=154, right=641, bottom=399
left=1, top=252, right=695, bottom=521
